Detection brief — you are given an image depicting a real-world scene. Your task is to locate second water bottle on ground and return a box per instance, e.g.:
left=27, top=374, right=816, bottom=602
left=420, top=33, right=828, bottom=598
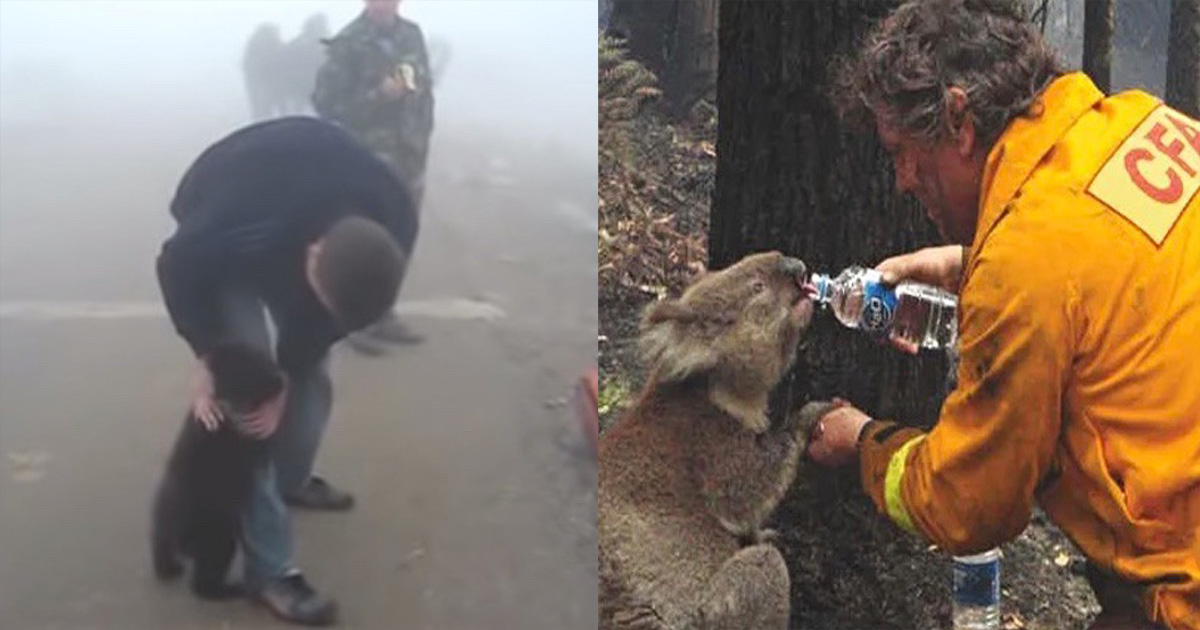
left=809, top=265, right=958, bottom=351
left=953, top=549, right=1002, bottom=630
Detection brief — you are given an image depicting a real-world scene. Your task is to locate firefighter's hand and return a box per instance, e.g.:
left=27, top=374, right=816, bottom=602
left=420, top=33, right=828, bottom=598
left=875, top=245, right=965, bottom=293
left=806, top=398, right=871, bottom=467
left=874, top=245, right=964, bottom=355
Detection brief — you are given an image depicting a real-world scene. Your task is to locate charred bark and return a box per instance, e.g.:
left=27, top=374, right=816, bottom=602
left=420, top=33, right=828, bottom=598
left=666, top=0, right=718, bottom=116
left=1167, top=0, right=1200, bottom=117
left=608, top=0, right=719, bottom=118
left=1083, top=0, right=1114, bottom=92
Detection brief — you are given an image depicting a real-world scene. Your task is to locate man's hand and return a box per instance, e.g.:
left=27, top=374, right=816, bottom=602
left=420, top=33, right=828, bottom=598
left=875, top=245, right=965, bottom=293
left=189, top=357, right=223, bottom=431
left=806, top=398, right=872, bottom=467
left=241, top=377, right=289, bottom=439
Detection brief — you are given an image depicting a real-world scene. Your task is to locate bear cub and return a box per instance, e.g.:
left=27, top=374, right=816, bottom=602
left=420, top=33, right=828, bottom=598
left=151, top=341, right=284, bottom=600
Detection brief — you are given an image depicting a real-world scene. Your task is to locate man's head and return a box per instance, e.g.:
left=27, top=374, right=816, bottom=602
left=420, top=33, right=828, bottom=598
left=834, top=0, right=1063, bottom=245
left=364, top=0, right=400, bottom=25
left=305, top=216, right=407, bottom=333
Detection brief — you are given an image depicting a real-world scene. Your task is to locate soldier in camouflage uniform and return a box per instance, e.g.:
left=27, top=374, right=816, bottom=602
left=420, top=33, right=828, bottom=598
left=312, top=0, right=434, bottom=351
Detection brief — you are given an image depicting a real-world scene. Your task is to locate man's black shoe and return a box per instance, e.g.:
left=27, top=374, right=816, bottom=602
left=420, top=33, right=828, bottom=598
left=254, top=573, right=338, bottom=626
left=367, top=314, right=425, bottom=345
left=284, top=476, right=355, bottom=512
left=344, top=331, right=389, bottom=357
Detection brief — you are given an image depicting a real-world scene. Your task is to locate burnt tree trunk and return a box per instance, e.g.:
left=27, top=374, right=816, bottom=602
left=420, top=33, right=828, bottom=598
left=608, top=0, right=675, bottom=79
left=1083, top=0, right=1114, bottom=93
left=666, top=0, right=719, bottom=116
left=712, top=2, right=957, bottom=628
left=1167, top=0, right=1200, bottom=117
left=608, top=0, right=719, bottom=118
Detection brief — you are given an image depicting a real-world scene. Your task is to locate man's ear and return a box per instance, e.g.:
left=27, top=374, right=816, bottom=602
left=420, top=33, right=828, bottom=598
left=305, top=238, right=338, bottom=316
left=946, top=86, right=975, bottom=158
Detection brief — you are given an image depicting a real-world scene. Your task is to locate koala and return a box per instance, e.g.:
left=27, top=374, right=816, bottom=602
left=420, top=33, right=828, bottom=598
left=151, top=341, right=285, bottom=600
left=599, top=251, right=834, bottom=630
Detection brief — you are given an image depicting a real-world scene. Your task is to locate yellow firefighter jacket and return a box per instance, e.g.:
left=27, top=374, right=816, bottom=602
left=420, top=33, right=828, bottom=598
left=859, top=72, right=1200, bottom=630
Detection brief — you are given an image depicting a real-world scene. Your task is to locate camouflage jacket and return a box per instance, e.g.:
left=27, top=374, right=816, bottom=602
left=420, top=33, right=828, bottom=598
left=311, top=13, right=435, bottom=170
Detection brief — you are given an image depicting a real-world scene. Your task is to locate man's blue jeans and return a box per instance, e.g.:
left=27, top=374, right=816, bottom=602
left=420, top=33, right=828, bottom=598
left=215, top=284, right=333, bottom=587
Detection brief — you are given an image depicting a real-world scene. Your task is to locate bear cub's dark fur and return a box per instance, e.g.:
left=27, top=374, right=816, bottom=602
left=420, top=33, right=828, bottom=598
left=151, top=341, right=284, bottom=600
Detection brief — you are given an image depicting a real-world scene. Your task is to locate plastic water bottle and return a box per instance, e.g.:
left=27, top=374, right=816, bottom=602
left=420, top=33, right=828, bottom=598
left=953, top=549, right=1001, bottom=630
left=809, top=266, right=958, bottom=351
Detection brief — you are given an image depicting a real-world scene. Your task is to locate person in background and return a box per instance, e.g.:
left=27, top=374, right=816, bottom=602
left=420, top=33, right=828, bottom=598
left=313, top=0, right=435, bottom=354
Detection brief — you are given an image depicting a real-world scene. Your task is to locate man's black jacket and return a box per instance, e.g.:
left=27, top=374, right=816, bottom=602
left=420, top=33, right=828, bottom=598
left=157, top=116, right=418, bottom=371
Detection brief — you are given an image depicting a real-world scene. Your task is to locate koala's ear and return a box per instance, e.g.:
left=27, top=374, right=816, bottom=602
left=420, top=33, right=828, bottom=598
left=638, top=299, right=719, bottom=384
left=641, top=299, right=697, bottom=328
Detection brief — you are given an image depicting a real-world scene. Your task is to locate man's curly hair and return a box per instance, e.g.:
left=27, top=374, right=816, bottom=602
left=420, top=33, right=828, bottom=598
left=833, top=0, right=1065, bottom=148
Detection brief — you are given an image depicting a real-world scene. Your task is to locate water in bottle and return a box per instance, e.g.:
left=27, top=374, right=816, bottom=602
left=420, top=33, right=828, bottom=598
left=808, top=266, right=958, bottom=351
left=952, top=549, right=1001, bottom=630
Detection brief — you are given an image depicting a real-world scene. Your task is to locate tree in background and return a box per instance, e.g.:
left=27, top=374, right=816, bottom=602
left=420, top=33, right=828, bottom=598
left=1167, top=0, right=1200, bottom=117
left=1083, top=0, right=1114, bottom=92
left=607, top=0, right=719, bottom=117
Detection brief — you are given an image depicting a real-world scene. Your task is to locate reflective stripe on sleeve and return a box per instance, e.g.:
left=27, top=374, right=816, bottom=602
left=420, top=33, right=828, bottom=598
left=884, top=435, right=926, bottom=535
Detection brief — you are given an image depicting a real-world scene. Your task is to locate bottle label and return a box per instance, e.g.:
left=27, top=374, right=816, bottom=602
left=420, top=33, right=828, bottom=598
left=953, top=556, right=1000, bottom=607
left=859, top=273, right=898, bottom=336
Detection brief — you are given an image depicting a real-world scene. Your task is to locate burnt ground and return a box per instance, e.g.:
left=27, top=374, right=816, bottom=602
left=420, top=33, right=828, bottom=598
left=598, top=95, right=714, bottom=428
left=597, top=59, right=1101, bottom=630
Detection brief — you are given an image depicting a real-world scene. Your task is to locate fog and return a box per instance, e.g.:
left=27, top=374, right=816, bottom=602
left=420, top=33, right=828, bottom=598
left=0, top=0, right=599, bottom=305
left=0, top=0, right=598, bottom=154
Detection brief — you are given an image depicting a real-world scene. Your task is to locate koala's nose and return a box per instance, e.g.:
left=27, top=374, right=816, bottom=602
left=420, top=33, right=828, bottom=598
left=779, top=257, right=807, bottom=280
